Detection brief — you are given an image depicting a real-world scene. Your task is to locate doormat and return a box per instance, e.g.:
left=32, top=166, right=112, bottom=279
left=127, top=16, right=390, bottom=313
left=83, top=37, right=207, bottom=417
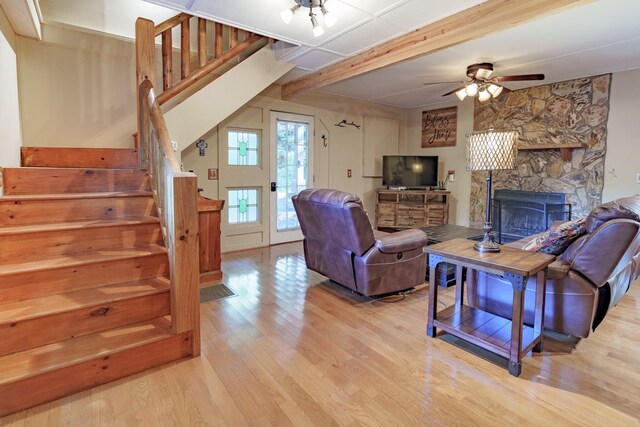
left=200, top=283, right=237, bottom=303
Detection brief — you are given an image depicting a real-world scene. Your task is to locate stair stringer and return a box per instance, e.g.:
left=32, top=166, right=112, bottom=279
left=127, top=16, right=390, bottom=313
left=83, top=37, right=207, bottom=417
left=164, top=43, right=295, bottom=153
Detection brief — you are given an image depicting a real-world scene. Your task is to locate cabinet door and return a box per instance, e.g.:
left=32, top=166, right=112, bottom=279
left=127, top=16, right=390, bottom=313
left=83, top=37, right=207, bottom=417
left=427, top=204, right=446, bottom=225
left=377, top=202, right=396, bottom=227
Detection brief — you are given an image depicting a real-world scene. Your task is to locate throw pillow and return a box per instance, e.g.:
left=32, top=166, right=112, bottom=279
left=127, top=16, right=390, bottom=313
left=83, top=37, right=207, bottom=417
left=522, top=218, right=587, bottom=255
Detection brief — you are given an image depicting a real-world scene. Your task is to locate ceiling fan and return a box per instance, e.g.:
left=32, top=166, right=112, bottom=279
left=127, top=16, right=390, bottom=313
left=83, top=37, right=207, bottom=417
left=427, top=63, right=545, bottom=102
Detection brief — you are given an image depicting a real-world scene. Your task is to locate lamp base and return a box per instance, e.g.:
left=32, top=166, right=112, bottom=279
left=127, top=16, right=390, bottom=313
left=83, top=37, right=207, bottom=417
left=473, top=222, right=501, bottom=253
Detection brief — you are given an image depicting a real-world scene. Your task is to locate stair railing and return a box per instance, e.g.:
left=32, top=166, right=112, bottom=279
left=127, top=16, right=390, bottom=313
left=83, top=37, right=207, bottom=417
left=138, top=79, right=200, bottom=356
left=134, top=14, right=269, bottom=355
left=140, top=14, right=268, bottom=108
left=136, top=18, right=200, bottom=356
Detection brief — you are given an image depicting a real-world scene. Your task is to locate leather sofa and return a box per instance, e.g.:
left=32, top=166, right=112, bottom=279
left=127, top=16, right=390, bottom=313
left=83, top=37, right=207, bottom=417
left=292, top=188, right=428, bottom=296
left=467, top=194, right=640, bottom=338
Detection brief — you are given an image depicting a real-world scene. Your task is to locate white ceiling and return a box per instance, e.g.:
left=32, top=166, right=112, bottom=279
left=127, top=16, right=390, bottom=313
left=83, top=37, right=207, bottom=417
left=41, top=0, right=640, bottom=109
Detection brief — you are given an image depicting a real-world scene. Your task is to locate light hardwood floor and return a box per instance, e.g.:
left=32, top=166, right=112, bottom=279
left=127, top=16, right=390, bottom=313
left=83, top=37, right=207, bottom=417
left=2, top=242, right=640, bottom=426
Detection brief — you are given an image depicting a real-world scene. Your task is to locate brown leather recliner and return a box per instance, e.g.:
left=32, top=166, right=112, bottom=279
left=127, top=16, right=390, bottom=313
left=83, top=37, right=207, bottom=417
left=292, top=188, right=428, bottom=296
left=467, top=194, right=640, bottom=338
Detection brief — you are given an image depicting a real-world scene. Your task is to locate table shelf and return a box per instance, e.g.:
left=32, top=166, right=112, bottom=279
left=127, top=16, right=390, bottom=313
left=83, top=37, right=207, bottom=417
left=434, top=304, right=540, bottom=359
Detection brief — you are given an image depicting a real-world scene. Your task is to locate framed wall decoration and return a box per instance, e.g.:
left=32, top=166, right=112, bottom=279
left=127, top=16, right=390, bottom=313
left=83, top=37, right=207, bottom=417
left=421, top=106, right=457, bottom=148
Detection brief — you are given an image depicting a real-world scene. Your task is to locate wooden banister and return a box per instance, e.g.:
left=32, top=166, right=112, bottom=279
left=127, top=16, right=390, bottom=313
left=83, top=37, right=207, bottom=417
left=140, top=13, right=268, bottom=107
left=138, top=79, right=200, bottom=356
left=135, top=18, right=155, bottom=170
left=154, top=12, right=191, bottom=36
left=134, top=13, right=272, bottom=356
left=157, top=33, right=262, bottom=106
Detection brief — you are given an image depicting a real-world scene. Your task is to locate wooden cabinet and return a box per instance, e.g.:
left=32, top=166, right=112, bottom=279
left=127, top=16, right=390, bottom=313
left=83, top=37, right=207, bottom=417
left=375, top=188, right=449, bottom=229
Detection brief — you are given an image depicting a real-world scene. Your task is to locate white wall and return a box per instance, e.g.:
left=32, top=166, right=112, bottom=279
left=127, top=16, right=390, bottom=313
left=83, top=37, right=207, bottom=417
left=182, top=85, right=407, bottom=251
left=17, top=24, right=137, bottom=148
left=403, top=99, right=474, bottom=226
left=0, top=5, right=21, bottom=170
left=603, top=68, right=640, bottom=201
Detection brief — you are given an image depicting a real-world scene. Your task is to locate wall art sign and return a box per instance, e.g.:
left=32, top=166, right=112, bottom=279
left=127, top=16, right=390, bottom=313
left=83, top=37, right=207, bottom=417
left=421, top=106, right=457, bottom=148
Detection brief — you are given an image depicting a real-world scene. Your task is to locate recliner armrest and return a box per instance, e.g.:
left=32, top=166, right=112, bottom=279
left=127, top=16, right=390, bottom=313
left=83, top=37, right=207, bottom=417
left=375, top=229, right=428, bottom=254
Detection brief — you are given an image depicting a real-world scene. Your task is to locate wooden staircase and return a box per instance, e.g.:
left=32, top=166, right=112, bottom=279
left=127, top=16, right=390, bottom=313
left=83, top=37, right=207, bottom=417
left=0, top=147, right=194, bottom=416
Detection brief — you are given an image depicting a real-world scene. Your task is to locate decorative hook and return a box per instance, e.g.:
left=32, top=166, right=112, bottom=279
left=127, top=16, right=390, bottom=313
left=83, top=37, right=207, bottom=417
left=321, top=134, right=328, bottom=147
left=334, top=119, right=361, bottom=130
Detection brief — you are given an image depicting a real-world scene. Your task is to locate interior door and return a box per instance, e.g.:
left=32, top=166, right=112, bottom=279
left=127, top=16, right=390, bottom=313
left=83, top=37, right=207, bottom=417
left=269, top=111, right=314, bottom=244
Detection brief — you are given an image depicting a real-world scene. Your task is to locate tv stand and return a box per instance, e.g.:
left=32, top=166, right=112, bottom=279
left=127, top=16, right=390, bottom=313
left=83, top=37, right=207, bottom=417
left=376, top=188, right=449, bottom=229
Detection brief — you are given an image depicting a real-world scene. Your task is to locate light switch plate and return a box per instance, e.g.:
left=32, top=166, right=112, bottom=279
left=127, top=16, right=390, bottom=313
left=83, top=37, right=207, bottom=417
left=208, top=168, right=218, bottom=180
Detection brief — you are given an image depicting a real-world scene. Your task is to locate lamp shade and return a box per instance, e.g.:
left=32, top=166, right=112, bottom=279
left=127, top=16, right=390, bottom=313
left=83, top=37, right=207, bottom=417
left=466, top=129, right=518, bottom=171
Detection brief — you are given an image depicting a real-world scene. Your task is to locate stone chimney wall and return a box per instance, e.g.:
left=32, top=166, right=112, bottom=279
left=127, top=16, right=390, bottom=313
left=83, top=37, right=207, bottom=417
left=470, top=74, right=611, bottom=228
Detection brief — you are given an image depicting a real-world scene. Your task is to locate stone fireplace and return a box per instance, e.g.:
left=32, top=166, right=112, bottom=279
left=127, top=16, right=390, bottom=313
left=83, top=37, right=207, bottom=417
left=470, top=74, right=611, bottom=228
left=492, top=189, right=571, bottom=243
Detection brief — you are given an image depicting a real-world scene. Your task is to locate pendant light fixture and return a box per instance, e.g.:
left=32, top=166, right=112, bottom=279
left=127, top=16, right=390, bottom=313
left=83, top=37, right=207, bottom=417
left=281, top=0, right=336, bottom=37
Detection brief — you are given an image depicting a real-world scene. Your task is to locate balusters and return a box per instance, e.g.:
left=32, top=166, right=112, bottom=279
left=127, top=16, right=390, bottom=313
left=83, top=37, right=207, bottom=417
left=198, top=18, right=207, bottom=67
left=230, top=27, right=238, bottom=49
left=161, top=29, right=172, bottom=90
left=152, top=14, right=266, bottom=106
left=214, top=22, right=223, bottom=58
left=181, top=19, right=190, bottom=78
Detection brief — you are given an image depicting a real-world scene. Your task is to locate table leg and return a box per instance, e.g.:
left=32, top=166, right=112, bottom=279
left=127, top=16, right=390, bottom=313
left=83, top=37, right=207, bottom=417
left=455, top=264, right=464, bottom=309
left=505, top=273, right=526, bottom=377
left=427, top=255, right=442, bottom=337
left=533, top=269, right=547, bottom=352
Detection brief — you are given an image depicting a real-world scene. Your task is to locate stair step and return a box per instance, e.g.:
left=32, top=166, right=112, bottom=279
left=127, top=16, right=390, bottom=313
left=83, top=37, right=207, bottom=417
left=0, top=245, right=169, bottom=303
left=0, top=217, right=163, bottom=265
left=0, top=318, right=192, bottom=417
left=0, top=191, right=155, bottom=226
left=21, top=147, right=139, bottom=169
left=2, top=167, right=150, bottom=195
left=0, top=278, right=171, bottom=356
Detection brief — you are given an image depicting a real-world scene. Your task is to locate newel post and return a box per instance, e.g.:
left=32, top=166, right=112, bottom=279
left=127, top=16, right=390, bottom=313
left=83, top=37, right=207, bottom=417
left=135, top=18, right=156, bottom=170
left=170, top=174, right=201, bottom=356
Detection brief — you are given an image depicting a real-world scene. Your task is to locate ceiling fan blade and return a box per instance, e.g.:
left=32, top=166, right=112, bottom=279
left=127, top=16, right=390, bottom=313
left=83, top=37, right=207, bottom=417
left=495, top=74, right=545, bottom=82
left=423, top=80, right=463, bottom=86
left=442, top=86, right=465, bottom=97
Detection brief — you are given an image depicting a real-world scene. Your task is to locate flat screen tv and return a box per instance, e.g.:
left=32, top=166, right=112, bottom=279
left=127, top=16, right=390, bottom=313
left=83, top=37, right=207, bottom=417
left=382, top=155, right=438, bottom=188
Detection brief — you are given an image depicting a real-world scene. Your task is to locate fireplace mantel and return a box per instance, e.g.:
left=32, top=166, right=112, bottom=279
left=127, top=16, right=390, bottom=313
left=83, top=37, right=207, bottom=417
left=517, top=142, right=587, bottom=161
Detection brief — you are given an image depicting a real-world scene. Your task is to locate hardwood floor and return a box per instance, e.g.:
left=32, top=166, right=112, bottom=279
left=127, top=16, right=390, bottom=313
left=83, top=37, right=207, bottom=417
left=2, top=242, right=639, bottom=426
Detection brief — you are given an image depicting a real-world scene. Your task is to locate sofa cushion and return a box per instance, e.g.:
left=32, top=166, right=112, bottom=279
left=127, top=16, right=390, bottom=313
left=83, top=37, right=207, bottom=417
left=585, top=194, right=640, bottom=233
left=522, top=218, right=587, bottom=255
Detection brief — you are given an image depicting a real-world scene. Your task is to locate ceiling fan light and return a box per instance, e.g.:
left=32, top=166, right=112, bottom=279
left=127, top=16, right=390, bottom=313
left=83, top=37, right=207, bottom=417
left=311, top=15, right=324, bottom=37
left=281, top=4, right=301, bottom=24
left=478, top=89, right=491, bottom=102
left=455, top=88, right=467, bottom=101
left=488, top=84, right=503, bottom=98
left=475, top=68, right=493, bottom=80
left=465, top=83, right=478, bottom=97
left=321, top=5, right=337, bottom=27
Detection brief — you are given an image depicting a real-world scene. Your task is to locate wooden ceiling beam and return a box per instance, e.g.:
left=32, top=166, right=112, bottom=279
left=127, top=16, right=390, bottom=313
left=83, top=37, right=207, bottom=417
left=281, top=0, right=589, bottom=100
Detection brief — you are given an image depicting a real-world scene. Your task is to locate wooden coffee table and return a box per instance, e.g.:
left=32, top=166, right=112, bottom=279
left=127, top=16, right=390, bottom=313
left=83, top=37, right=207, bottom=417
left=425, top=238, right=555, bottom=376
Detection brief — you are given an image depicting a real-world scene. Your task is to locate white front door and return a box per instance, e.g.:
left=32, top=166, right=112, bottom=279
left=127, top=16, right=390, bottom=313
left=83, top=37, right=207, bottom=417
left=269, top=111, right=314, bottom=244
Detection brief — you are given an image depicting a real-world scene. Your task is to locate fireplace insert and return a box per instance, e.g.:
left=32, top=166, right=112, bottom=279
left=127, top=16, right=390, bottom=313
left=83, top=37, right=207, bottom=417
left=492, top=189, right=571, bottom=243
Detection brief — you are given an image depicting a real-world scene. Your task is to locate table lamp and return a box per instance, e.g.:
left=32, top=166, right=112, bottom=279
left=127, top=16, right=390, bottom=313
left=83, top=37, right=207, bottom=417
left=466, top=129, right=518, bottom=252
